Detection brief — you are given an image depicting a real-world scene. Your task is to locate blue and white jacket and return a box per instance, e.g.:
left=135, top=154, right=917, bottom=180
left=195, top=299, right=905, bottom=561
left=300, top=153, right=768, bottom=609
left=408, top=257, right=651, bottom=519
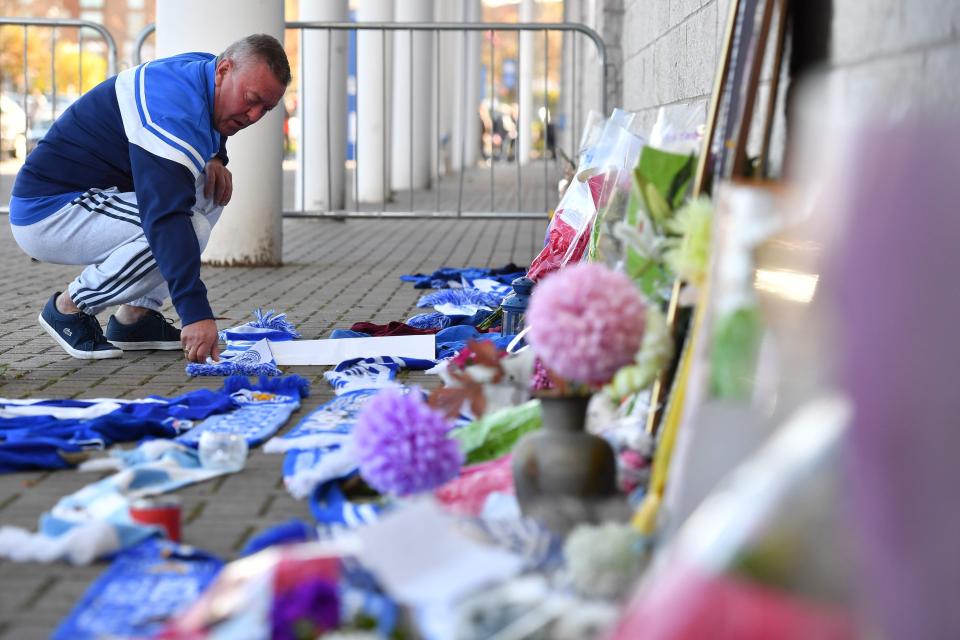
left=11, top=52, right=227, bottom=326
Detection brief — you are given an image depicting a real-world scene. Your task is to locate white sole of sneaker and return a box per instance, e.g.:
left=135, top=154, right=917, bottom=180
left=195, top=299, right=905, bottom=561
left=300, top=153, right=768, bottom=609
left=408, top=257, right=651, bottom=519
left=108, top=341, right=182, bottom=351
left=38, top=314, right=123, bottom=360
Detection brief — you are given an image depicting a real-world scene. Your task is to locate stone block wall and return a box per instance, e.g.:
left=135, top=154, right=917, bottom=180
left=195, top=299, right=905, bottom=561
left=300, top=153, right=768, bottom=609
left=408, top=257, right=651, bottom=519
left=566, top=0, right=960, bottom=164
left=827, top=0, right=960, bottom=118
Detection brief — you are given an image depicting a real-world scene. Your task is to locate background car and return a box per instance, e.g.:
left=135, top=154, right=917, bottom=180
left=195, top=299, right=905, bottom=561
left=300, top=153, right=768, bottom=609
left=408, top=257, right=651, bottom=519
left=0, top=94, right=27, bottom=160
left=25, top=117, right=55, bottom=154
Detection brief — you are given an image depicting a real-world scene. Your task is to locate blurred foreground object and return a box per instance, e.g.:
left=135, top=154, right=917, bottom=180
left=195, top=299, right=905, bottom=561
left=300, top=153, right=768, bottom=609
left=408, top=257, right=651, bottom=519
left=833, top=116, right=960, bottom=640
left=612, top=396, right=858, bottom=639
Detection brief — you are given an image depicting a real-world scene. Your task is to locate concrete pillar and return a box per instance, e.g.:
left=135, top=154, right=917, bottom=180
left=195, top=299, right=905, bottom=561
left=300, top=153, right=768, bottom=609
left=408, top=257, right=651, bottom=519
left=156, top=0, right=285, bottom=266
left=391, top=0, right=434, bottom=193
left=433, top=1, right=457, bottom=179
left=518, top=0, right=535, bottom=165
left=356, top=0, right=393, bottom=203
left=561, top=0, right=579, bottom=158
left=297, top=0, right=348, bottom=212
left=450, top=0, right=481, bottom=172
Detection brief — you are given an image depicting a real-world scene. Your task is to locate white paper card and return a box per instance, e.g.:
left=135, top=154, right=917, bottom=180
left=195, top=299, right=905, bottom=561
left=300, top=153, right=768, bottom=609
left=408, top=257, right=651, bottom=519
left=268, top=334, right=435, bottom=366
left=354, top=497, right=524, bottom=606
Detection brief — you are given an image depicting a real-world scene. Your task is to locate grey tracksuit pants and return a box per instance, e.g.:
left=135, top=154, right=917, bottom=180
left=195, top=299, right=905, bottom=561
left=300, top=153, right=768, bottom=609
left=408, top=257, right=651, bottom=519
left=11, top=177, right=222, bottom=316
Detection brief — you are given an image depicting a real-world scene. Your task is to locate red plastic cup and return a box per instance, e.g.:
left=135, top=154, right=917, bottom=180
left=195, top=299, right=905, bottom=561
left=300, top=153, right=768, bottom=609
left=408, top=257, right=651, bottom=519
left=129, top=497, right=182, bottom=542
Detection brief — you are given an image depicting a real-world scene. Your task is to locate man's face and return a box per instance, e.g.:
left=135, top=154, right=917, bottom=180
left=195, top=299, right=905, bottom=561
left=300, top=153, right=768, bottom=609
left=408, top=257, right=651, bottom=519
left=213, top=57, right=286, bottom=137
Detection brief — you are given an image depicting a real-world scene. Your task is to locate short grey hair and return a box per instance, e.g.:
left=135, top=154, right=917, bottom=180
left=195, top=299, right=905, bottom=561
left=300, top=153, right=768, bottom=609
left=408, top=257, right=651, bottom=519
left=219, top=34, right=291, bottom=86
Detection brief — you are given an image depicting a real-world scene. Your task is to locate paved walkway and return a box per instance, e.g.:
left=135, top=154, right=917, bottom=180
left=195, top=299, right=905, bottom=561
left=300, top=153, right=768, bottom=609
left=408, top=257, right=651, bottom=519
left=0, top=213, right=544, bottom=637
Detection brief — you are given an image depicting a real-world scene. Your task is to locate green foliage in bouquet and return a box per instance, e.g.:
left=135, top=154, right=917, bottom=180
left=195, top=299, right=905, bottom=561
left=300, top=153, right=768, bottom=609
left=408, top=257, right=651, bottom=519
left=621, top=180, right=673, bottom=303
left=710, top=306, right=764, bottom=400
left=453, top=400, right=542, bottom=465
left=616, top=147, right=698, bottom=303
left=662, top=197, right=713, bottom=287
left=588, top=183, right=630, bottom=263
left=636, top=146, right=696, bottom=215
left=605, top=305, right=674, bottom=403
left=585, top=144, right=701, bottom=307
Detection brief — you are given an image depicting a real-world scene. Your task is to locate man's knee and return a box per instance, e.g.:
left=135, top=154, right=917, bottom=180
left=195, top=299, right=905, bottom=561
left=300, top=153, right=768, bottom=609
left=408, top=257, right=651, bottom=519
left=10, top=224, right=74, bottom=265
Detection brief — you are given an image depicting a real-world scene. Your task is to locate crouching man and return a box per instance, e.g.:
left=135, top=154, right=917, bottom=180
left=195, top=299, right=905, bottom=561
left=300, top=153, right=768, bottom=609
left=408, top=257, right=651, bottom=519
left=9, top=34, right=289, bottom=363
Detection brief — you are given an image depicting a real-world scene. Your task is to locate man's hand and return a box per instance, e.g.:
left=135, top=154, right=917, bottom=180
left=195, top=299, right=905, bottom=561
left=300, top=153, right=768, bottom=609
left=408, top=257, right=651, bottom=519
left=204, top=158, right=233, bottom=206
left=182, top=318, right=221, bottom=363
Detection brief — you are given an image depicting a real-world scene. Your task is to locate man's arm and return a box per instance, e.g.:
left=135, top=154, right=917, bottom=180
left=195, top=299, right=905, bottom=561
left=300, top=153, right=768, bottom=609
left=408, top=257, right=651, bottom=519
left=204, top=157, right=232, bottom=207
left=215, top=135, right=229, bottom=165
left=128, top=145, right=219, bottom=362
left=182, top=319, right=220, bottom=363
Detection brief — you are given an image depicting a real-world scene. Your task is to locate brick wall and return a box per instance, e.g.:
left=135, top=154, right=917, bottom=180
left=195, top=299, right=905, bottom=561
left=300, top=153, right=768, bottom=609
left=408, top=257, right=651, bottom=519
left=620, top=0, right=724, bottom=131
left=827, top=0, right=960, bottom=117
left=569, top=0, right=960, bottom=162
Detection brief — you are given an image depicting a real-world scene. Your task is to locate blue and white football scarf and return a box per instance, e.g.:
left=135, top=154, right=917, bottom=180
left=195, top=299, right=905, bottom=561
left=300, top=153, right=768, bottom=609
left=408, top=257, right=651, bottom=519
left=265, top=388, right=379, bottom=454
left=0, top=389, right=237, bottom=472
left=0, top=398, right=125, bottom=420
left=186, top=338, right=281, bottom=377
left=175, top=388, right=302, bottom=449
left=310, top=478, right=385, bottom=536
left=0, top=443, right=235, bottom=564
left=0, top=376, right=309, bottom=564
left=405, top=312, right=454, bottom=330
left=402, top=287, right=509, bottom=331
left=399, top=264, right=526, bottom=290
left=239, top=518, right=318, bottom=557
left=322, top=356, right=435, bottom=395
left=52, top=539, right=222, bottom=640
left=220, top=309, right=301, bottom=342
left=432, top=325, right=518, bottom=360
left=416, top=287, right=507, bottom=314
left=406, top=308, right=497, bottom=331
left=280, top=445, right=359, bottom=501
left=186, top=309, right=300, bottom=377
left=266, top=388, right=380, bottom=499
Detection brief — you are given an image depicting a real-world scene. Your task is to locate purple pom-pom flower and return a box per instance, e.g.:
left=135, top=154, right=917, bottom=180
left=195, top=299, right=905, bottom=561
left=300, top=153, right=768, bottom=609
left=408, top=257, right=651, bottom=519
left=353, top=389, right=463, bottom=496
left=526, top=263, right=646, bottom=386
left=270, top=577, right=340, bottom=640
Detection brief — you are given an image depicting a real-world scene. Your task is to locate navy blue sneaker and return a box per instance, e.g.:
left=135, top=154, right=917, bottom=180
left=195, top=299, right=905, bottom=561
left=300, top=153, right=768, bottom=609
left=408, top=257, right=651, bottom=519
left=38, top=292, right=123, bottom=360
left=105, top=309, right=181, bottom=350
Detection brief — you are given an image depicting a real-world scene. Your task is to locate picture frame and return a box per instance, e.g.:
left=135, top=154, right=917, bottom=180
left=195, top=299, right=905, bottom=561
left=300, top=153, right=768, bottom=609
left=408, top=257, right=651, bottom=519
left=648, top=0, right=789, bottom=436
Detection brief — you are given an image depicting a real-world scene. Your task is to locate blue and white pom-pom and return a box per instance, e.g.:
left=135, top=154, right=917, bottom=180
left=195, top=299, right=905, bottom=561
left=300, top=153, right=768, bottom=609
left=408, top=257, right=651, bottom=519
left=219, top=308, right=302, bottom=342
left=406, top=312, right=452, bottom=330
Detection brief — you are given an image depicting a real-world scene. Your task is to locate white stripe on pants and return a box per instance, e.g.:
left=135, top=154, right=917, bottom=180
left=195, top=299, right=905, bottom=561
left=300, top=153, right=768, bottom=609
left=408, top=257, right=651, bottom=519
left=11, top=177, right=222, bottom=316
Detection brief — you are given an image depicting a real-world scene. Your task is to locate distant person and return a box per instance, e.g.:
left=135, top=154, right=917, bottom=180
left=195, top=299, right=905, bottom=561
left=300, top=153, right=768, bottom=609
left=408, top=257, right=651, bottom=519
left=479, top=100, right=494, bottom=161
left=491, top=103, right=507, bottom=160
left=545, top=119, right=557, bottom=160
left=9, top=34, right=290, bottom=363
left=500, top=104, right=518, bottom=162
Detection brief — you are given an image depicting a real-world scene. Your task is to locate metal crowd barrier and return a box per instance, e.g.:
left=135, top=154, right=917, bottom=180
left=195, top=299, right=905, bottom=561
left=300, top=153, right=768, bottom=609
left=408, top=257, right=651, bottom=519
left=135, top=21, right=607, bottom=219
left=0, top=17, right=117, bottom=161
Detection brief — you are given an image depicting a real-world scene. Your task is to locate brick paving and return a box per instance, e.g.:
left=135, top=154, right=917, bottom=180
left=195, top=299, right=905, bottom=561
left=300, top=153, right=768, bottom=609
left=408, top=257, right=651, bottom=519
left=0, top=173, right=545, bottom=637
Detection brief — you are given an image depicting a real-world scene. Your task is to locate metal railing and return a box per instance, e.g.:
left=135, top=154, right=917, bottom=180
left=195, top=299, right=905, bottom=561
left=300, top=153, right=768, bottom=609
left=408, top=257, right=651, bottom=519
left=135, top=21, right=606, bottom=218
left=0, top=17, right=117, bottom=164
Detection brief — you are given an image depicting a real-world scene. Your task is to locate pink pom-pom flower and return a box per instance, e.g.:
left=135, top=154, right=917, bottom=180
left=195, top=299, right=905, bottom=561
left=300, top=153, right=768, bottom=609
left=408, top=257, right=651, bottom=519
left=353, top=389, right=463, bottom=496
left=526, top=263, right=646, bottom=386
